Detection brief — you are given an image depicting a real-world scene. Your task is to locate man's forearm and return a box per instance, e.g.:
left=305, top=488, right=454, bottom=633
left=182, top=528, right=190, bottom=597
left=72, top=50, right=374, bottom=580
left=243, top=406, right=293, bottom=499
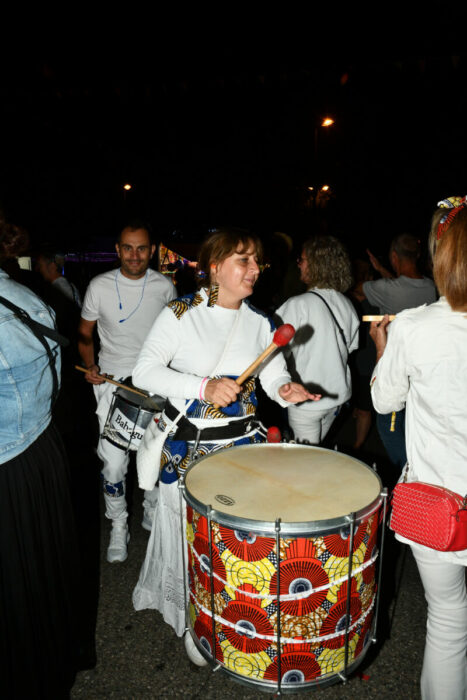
left=78, top=336, right=97, bottom=369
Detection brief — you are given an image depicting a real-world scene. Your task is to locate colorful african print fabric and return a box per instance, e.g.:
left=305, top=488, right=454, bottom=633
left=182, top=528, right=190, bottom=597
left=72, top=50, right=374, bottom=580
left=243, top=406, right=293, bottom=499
left=187, top=508, right=380, bottom=687
left=437, top=195, right=467, bottom=239
left=168, top=291, right=204, bottom=319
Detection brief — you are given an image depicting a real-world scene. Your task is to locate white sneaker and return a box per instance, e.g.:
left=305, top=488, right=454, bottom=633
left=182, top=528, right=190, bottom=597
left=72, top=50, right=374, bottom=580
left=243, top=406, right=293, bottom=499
left=184, top=631, right=208, bottom=666
left=107, top=523, right=130, bottom=563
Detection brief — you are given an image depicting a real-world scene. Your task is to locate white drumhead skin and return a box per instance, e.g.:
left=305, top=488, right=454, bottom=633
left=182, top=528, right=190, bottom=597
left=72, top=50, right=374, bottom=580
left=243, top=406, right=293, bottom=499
left=185, top=444, right=381, bottom=523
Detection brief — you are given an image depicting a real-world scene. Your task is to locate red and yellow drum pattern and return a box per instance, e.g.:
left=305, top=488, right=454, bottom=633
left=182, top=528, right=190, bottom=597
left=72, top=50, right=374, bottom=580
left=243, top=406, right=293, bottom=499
left=186, top=506, right=379, bottom=687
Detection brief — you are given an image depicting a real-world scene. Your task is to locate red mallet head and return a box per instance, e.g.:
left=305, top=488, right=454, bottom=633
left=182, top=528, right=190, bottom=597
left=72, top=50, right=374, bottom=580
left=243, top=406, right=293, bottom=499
left=267, top=426, right=282, bottom=443
left=273, top=323, right=295, bottom=347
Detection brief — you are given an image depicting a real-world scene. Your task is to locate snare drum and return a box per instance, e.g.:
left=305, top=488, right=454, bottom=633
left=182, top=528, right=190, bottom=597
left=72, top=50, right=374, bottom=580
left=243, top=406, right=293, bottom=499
left=102, top=379, right=165, bottom=452
left=182, top=443, right=384, bottom=692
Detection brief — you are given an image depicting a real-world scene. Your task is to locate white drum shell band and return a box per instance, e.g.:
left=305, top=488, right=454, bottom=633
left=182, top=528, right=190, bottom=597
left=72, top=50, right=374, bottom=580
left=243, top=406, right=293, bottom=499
left=189, top=544, right=379, bottom=601
left=190, top=590, right=376, bottom=646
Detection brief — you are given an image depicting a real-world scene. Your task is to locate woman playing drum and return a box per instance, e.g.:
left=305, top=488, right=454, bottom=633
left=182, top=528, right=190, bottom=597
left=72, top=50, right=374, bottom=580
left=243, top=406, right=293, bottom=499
left=132, top=228, right=319, bottom=646
left=370, top=200, right=467, bottom=700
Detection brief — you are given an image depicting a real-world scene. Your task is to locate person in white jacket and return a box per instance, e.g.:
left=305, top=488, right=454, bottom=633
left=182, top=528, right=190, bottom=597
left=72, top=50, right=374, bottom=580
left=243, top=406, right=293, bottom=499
left=370, top=203, right=467, bottom=700
left=276, top=235, right=359, bottom=444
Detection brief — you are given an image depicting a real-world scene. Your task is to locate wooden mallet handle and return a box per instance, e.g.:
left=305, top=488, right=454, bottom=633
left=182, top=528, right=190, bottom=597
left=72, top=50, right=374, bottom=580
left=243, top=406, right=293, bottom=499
left=362, top=315, right=396, bottom=322
left=212, top=324, right=295, bottom=409
left=75, top=365, right=148, bottom=398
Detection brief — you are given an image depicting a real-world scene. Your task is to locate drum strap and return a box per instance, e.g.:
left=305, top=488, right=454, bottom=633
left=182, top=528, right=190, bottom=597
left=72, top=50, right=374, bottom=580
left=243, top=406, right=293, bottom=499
left=307, top=291, right=348, bottom=347
left=164, top=400, right=258, bottom=441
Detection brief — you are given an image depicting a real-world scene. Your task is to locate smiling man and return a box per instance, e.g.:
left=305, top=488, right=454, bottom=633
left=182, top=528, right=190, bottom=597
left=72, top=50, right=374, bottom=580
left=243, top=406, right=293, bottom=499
left=78, top=221, right=176, bottom=563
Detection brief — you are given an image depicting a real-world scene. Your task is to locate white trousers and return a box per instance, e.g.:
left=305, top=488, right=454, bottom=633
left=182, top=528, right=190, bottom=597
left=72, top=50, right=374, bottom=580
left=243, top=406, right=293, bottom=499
left=287, top=405, right=340, bottom=445
left=411, top=545, right=467, bottom=700
left=94, top=382, right=158, bottom=522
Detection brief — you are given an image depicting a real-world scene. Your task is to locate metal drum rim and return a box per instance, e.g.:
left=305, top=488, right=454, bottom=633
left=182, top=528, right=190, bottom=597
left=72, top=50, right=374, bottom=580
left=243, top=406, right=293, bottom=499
left=182, top=442, right=383, bottom=536
left=113, top=386, right=165, bottom=412
left=184, top=617, right=376, bottom=692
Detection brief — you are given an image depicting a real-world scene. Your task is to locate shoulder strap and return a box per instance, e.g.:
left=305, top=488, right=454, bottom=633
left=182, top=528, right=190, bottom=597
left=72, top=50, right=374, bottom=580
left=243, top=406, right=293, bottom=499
left=308, top=291, right=348, bottom=347
left=0, top=294, right=67, bottom=405
left=0, top=295, right=69, bottom=347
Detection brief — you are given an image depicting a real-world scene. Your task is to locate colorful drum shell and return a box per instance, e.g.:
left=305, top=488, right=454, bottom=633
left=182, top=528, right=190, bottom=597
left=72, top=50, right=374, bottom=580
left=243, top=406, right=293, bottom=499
left=102, top=383, right=165, bottom=452
left=183, top=443, right=382, bottom=692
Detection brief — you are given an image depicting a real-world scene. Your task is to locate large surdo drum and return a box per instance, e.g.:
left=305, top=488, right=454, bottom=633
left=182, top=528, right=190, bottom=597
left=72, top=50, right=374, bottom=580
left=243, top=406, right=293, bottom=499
left=182, top=444, right=385, bottom=693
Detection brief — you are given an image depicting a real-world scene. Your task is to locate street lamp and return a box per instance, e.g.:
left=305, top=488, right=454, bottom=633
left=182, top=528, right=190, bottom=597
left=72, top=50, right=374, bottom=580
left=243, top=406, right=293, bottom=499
left=122, top=183, right=132, bottom=204
left=314, top=117, right=335, bottom=166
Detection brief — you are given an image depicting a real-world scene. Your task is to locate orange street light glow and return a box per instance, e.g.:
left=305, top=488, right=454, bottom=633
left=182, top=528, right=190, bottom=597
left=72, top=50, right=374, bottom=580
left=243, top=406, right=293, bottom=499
left=321, top=118, right=334, bottom=127
left=321, top=185, right=330, bottom=191
left=123, top=184, right=132, bottom=191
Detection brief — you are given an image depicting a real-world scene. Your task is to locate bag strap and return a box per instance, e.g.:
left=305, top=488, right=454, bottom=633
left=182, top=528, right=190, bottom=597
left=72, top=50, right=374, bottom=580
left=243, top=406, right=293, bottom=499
left=308, top=291, right=348, bottom=347
left=0, top=295, right=69, bottom=347
left=0, top=294, right=67, bottom=405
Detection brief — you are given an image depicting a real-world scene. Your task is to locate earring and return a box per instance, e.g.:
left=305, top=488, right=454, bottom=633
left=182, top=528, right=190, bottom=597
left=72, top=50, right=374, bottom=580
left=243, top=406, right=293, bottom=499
left=208, top=283, right=219, bottom=307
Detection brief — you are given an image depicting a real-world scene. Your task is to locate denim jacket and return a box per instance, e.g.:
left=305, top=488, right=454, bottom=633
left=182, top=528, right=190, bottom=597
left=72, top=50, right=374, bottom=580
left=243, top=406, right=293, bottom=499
left=0, top=269, right=61, bottom=464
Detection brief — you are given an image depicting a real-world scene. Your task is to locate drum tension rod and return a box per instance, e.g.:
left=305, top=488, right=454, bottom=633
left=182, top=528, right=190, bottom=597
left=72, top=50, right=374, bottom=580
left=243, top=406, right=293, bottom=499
left=207, top=505, right=218, bottom=670
left=343, top=511, right=357, bottom=681
left=275, top=518, right=282, bottom=697
left=372, top=488, right=389, bottom=645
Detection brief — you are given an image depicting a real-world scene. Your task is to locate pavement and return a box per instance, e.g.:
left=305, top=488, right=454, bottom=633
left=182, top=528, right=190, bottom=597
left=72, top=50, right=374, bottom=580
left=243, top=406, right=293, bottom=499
left=70, top=408, right=426, bottom=699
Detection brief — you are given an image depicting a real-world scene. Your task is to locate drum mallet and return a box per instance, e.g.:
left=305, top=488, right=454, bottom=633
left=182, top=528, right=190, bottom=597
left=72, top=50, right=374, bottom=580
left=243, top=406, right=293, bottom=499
left=213, top=323, right=295, bottom=408
left=74, top=365, right=148, bottom=398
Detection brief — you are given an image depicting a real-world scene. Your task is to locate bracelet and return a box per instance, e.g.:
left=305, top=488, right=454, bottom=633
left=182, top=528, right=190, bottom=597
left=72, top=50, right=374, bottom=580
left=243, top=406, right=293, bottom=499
left=199, top=376, right=209, bottom=400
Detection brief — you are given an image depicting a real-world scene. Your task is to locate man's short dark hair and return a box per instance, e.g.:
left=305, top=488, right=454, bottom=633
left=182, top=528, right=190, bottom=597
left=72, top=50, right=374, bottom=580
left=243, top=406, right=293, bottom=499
left=117, top=219, right=153, bottom=245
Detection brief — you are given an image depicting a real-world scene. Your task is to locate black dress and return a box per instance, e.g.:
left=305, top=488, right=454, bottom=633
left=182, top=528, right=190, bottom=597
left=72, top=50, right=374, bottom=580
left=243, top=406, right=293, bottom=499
left=0, top=422, right=81, bottom=699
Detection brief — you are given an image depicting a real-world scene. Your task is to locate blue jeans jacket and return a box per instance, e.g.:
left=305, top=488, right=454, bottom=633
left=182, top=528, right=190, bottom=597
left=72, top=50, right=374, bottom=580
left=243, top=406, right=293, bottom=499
left=0, top=270, right=61, bottom=464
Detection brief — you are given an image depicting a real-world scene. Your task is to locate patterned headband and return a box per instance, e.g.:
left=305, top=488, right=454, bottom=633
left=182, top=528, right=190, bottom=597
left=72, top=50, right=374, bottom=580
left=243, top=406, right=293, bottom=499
left=437, top=195, right=467, bottom=240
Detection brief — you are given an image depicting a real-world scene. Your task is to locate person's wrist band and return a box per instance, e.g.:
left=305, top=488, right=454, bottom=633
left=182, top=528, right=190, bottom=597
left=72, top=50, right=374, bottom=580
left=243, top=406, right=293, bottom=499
left=199, top=376, right=209, bottom=400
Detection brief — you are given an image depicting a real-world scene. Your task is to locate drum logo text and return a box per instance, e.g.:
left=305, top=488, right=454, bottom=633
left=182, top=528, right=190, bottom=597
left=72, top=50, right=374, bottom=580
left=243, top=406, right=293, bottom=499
left=114, top=412, right=143, bottom=440
left=215, top=494, right=235, bottom=506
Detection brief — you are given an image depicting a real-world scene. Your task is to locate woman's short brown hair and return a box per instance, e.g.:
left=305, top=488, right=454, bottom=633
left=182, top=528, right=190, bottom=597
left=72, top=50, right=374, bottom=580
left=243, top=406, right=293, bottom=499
left=302, top=235, right=352, bottom=293
left=433, top=207, right=467, bottom=310
left=198, top=227, right=263, bottom=285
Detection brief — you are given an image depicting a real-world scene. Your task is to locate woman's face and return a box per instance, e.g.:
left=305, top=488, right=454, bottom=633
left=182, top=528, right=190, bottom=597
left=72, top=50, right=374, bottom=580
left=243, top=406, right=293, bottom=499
left=212, top=242, right=260, bottom=308
left=298, top=248, right=310, bottom=285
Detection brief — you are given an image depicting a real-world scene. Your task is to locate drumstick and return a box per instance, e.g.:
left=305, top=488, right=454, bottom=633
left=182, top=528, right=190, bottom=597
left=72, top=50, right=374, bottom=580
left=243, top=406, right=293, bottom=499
left=213, top=324, right=295, bottom=408
left=75, top=365, right=148, bottom=398
left=362, top=315, right=396, bottom=322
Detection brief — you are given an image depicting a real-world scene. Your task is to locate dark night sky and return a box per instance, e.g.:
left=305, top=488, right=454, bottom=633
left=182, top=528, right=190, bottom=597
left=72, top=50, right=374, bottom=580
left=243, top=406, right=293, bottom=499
left=1, top=52, right=466, bottom=260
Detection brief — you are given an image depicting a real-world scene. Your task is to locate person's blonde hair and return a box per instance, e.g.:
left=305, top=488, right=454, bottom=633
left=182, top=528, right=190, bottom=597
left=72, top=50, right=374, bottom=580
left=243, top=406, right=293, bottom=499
left=302, top=235, right=352, bottom=292
left=433, top=207, right=467, bottom=310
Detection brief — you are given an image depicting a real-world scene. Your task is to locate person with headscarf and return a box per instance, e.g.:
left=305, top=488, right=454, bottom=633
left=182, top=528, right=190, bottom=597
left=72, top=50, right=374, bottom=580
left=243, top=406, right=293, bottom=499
left=370, top=197, right=467, bottom=700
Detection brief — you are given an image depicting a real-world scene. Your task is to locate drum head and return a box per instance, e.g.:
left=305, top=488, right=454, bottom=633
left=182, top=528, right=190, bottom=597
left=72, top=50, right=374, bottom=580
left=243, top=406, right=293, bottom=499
left=184, top=444, right=381, bottom=534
